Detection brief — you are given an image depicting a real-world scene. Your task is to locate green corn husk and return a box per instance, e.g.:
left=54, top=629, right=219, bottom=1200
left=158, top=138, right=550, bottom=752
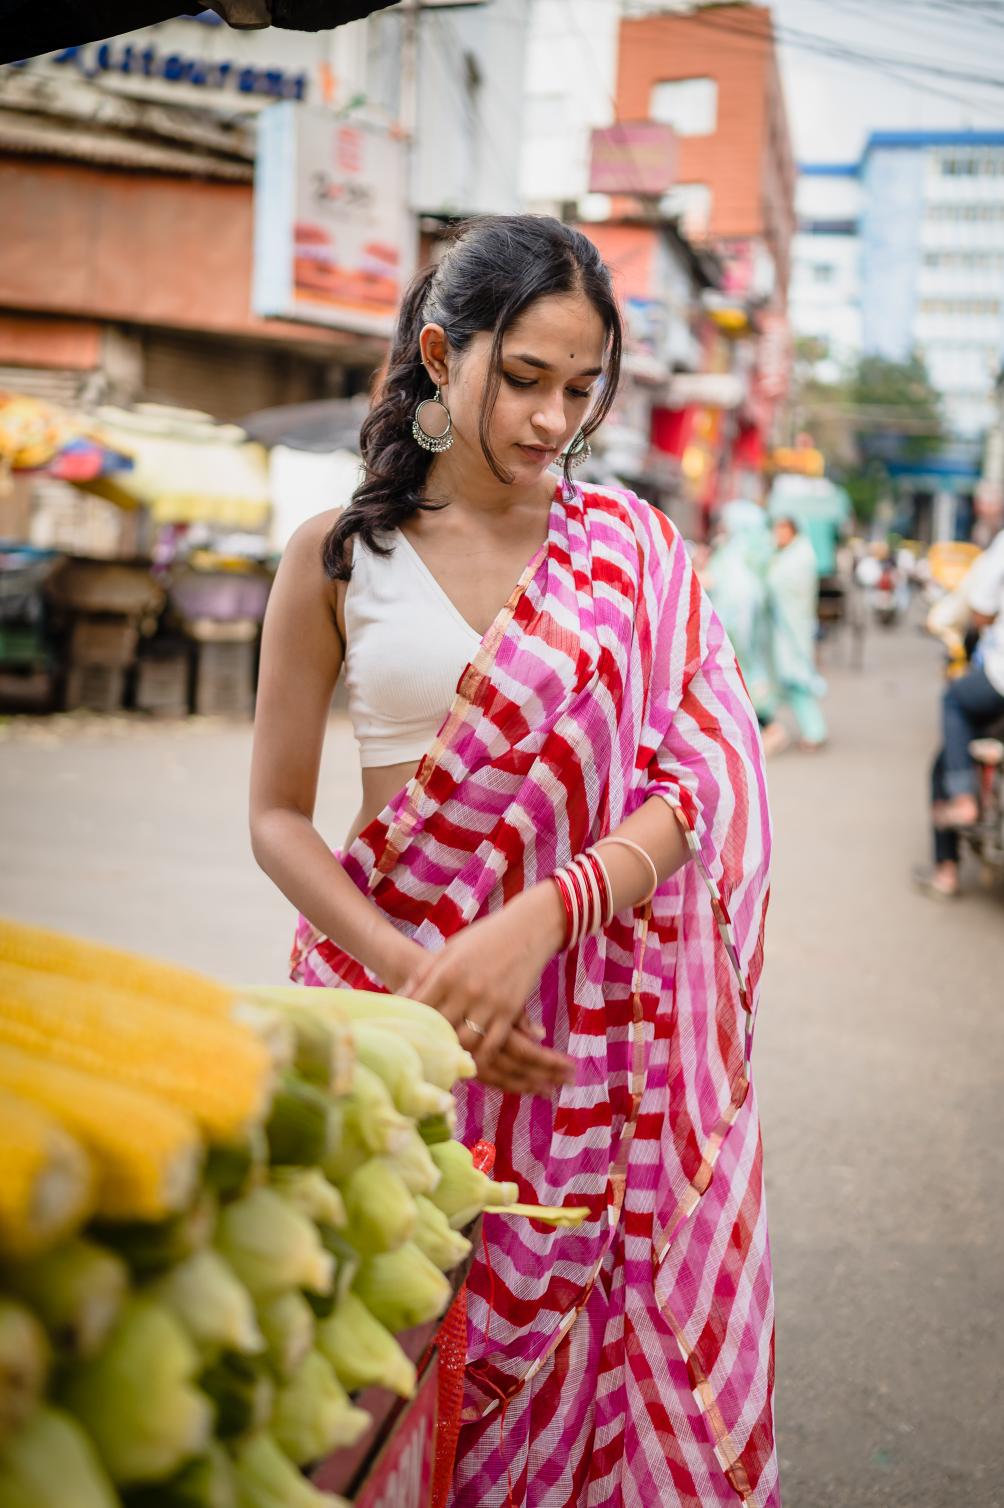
left=232, top=1432, right=348, bottom=1508
left=148, top=1251, right=263, bottom=1359
left=59, top=1297, right=212, bottom=1487
left=413, top=1195, right=473, bottom=1273
left=204, top=1132, right=267, bottom=1201
left=384, top=1127, right=441, bottom=1196
left=315, top=1292, right=416, bottom=1399
left=255, top=1290, right=314, bottom=1382
left=352, top=1242, right=452, bottom=1333
left=341, top=1159, right=417, bottom=1257
left=2, top=1237, right=127, bottom=1357
left=272, top=1350, right=370, bottom=1467
left=427, top=1141, right=519, bottom=1230
left=215, top=1189, right=333, bottom=1299
left=124, top=1442, right=236, bottom=1508
left=269, top=1169, right=345, bottom=1230
left=309, top=1228, right=359, bottom=1315
left=265, top=1076, right=331, bottom=1168
left=0, top=1300, right=49, bottom=1446
left=92, top=1193, right=217, bottom=1278
left=417, top=1112, right=454, bottom=1146
left=0, top=1406, right=120, bottom=1508
left=349, top=1025, right=454, bottom=1121
left=322, top=1061, right=413, bottom=1188
left=198, top=1353, right=274, bottom=1443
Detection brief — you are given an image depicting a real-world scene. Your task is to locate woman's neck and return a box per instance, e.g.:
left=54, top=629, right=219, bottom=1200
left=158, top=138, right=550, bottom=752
left=425, top=446, right=555, bottom=520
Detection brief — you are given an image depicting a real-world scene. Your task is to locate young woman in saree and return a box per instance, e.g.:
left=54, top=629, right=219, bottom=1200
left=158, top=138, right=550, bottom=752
left=250, top=216, right=777, bottom=1508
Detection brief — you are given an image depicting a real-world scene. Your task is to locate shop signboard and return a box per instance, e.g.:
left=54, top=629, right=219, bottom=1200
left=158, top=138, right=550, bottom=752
left=254, top=104, right=415, bottom=338
left=588, top=122, right=677, bottom=197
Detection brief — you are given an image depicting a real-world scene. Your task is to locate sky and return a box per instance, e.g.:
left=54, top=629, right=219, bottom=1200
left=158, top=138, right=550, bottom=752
left=768, top=0, right=1004, bottom=163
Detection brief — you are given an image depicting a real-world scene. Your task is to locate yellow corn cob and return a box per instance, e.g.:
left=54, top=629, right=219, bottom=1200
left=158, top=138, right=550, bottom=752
left=0, top=962, right=272, bottom=1142
left=0, top=1088, right=94, bottom=1257
left=0, top=1043, right=202, bottom=1221
left=0, top=916, right=234, bottom=1015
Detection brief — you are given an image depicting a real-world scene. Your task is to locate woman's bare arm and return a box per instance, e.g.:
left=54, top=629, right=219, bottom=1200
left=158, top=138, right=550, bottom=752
left=249, top=512, right=422, bottom=991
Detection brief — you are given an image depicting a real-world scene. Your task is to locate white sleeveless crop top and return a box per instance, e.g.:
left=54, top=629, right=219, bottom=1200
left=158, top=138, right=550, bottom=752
left=343, top=531, right=483, bottom=768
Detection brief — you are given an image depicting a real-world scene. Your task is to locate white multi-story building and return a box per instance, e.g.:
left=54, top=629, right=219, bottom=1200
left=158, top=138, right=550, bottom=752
left=860, top=131, right=1004, bottom=440
left=789, top=164, right=861, bottom=375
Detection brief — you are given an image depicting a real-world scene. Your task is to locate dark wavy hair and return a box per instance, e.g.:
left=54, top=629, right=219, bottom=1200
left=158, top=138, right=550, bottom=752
left=322, top=215, right=623, bottom=580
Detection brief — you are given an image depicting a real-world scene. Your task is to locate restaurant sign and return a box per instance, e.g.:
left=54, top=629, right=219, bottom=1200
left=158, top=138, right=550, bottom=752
left=253, top=104, right=414, bottom=338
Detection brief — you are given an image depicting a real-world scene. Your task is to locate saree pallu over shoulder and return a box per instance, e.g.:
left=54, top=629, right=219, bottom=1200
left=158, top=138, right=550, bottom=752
left=291, top=483, right=778, bottom=1508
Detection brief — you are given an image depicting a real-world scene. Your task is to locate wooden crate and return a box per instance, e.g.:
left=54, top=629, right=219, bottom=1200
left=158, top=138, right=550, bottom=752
left=65, top=664, right=126, bottom=714
left=134, top=652, right=190, bottom=719
left=69, top=614, right=139, bottom=669
left=192, top=639, right=255, bottom=718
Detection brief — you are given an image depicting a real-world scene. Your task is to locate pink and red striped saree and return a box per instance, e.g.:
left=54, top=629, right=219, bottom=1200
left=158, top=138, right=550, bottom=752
left=292, top=481, right=777, bottom=1507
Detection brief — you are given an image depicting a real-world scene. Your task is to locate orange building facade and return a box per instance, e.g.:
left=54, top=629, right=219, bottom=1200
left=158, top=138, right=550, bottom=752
left=615, top=4, right=795, bottom=307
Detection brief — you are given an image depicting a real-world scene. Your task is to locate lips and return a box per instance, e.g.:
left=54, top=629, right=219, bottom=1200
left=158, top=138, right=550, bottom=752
left=518, top=444, right=557, bottom=462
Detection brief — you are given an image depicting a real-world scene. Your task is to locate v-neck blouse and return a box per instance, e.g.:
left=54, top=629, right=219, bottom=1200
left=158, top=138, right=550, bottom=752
left=343, top=530, right=484, bottom=768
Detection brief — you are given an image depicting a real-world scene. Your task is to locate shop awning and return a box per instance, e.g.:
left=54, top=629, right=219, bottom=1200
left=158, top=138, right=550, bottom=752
left=78, top=405, right=271, bottom=531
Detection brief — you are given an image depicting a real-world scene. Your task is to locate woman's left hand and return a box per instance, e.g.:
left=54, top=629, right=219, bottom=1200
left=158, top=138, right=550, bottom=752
left=400, top=885, right=574, bottom=1090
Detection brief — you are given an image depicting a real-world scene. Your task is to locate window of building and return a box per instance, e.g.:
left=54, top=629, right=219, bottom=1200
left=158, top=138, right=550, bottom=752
left=649, top=77, right=718, bottom=137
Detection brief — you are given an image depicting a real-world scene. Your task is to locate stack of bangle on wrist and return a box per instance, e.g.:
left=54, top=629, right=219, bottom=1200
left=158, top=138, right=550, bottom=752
left=551, top=838, right=659, bottom=949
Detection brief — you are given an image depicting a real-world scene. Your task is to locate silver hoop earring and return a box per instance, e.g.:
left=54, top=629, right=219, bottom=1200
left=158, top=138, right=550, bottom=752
left=412, top=388, right=454, bottom=453
left=564, top=431, right=592, bottom=471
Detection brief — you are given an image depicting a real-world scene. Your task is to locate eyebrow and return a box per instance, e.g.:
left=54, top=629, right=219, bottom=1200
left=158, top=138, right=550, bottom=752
left=507, top=352, right=603, bottom=378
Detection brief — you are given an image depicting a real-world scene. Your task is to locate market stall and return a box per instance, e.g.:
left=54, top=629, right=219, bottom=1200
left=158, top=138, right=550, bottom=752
left=0, top=919, right=586, bottom=1507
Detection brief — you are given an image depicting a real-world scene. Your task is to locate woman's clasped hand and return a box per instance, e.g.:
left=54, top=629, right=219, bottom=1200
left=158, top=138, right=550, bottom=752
left=396, top=886, right=575, bottom=1097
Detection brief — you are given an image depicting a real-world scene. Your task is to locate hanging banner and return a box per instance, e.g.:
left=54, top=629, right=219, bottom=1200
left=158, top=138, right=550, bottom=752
left=253, top=104, right=414, bottom=338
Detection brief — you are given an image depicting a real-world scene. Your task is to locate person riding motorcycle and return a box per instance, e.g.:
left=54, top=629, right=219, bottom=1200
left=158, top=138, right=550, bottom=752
left=916, top=529, right=1004, bottom=898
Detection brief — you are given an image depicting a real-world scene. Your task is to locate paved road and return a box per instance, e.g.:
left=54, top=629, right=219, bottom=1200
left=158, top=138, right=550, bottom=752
left=1, top=619, right=1002, bottom=1506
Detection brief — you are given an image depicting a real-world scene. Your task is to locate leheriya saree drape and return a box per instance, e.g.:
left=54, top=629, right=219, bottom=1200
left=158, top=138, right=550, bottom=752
left=291, top=481, right=777, bottom=1508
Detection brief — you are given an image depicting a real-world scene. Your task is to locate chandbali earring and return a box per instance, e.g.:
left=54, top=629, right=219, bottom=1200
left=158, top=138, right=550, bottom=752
left=563, top=430, right=592, bottom=470
left=412, top=387, right=454, bottom=453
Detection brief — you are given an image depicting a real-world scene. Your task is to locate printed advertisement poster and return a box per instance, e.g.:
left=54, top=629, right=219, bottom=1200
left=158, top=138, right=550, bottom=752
left=254, top=104, right=414, bottom=338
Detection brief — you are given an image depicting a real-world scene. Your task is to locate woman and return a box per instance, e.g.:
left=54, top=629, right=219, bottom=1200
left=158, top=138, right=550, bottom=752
left=250, top=216, right=776, bottom=1507
left=763, top=516, right=827, bottom=753
left=704, top=499, right=775, bottom=725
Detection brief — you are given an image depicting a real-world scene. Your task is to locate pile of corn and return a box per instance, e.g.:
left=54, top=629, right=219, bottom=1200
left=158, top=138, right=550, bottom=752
left=0, top=918, right=534, bottom=1508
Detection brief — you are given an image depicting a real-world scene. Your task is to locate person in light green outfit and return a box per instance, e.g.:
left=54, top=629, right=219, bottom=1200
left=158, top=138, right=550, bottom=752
left=762, top=516, right=828, bottom=752
left=704, top=499, right=775, bottom=725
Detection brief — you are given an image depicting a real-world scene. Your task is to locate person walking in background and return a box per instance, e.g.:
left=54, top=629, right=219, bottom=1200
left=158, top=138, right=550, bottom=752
left=917, top=526, right=1004, bottom=898
left=761, top=515, right=828, bottom=754
left=703, top=498, right=775, bottom=725
left=249, top=215, right=777, bottom=1505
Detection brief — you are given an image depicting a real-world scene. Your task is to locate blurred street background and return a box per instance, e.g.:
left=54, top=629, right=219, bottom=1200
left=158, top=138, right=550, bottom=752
left=2, top=614, right=1003, bottom=1506
left=3, top=0, right=1004, bottom=1502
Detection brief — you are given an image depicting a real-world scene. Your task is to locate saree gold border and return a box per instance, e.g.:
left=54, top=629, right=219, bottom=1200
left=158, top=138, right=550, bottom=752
left=464, top=904, right=653, bottom=1424
left=368, top=539, right=549, bottom=890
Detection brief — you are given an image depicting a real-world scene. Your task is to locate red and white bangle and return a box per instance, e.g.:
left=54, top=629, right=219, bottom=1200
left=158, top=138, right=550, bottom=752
left=551, top=837, right=660, bottom=949
left=551, top=847, right=615, bottom=948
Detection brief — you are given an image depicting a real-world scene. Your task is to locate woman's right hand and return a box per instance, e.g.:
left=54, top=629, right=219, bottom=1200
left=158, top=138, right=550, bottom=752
left=383, top=934, right=570, bottom=1098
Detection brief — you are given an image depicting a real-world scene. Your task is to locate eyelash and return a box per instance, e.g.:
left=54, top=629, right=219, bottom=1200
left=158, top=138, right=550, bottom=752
left=503, top=374, right=593, bottom=400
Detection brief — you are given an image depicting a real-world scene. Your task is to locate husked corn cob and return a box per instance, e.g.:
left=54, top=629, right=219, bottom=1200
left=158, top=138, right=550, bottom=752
left=315, top=1292, right=416, bottom=1400
left=0, top=1044, right=201, bottom=1221
left=0, top=1088, right=93, bottom=1258
left=232, top=1432, right=348, bottom=1508
left=271, top=1350, right=369, bottom=1466
left=0, top=962, right=272, bottom=1142
left=0, top=917, right=233, bottom=1016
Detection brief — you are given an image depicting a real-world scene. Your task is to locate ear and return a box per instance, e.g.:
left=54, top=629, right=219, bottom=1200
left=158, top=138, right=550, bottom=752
left=419, top=323, right=450, bottom=389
